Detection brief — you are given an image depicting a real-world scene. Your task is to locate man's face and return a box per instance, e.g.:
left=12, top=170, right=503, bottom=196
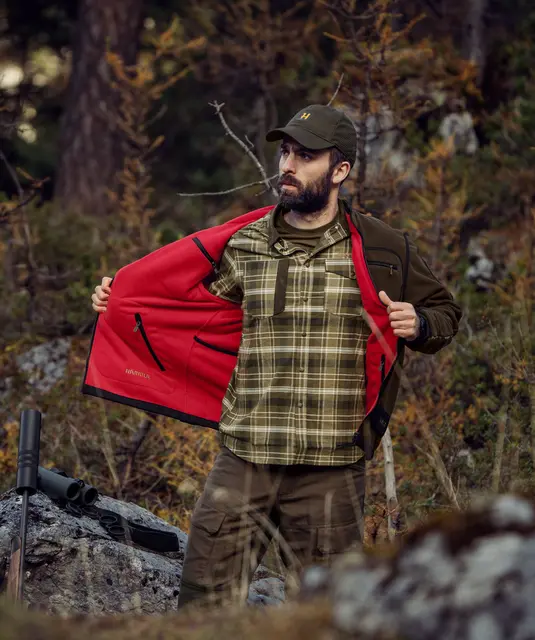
left=276, top=138, right=335, bottom=215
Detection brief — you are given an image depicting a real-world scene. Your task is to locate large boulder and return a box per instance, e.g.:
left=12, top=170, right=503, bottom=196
left=301, top=494, right=535, bottom=640
left=0, top=489, right=284, bottom=614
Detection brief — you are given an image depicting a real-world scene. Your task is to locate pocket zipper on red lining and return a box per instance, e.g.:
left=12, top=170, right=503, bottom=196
left=134, top=313, right=166, bottom=371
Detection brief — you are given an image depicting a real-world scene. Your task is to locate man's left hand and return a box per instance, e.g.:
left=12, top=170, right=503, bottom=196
left=378, top=291, right=419, bottom=340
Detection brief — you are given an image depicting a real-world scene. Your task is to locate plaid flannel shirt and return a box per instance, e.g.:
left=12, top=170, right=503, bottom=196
left=208, top=206, right=370, bottom=465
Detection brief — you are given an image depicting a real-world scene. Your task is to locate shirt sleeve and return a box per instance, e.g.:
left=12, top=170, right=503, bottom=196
left=207, top=245, right=243, bottom=304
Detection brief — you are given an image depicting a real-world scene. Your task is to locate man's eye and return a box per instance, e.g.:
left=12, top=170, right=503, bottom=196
left=299, top=152, right=312, bottom=160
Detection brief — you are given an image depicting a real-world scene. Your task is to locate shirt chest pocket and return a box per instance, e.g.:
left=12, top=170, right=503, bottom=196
left=242, top=259, right=286, bottom=318
left=324, top=258, right=363, bottom=317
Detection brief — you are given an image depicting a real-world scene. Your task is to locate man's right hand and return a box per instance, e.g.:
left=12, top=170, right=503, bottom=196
left=91, top=276, right=112, bottom=313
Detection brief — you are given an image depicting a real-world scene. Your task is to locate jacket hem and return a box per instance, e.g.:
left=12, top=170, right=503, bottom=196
left=81, top=384, right=220, bottom=430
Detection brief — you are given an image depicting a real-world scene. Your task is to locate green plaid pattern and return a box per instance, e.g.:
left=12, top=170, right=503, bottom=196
left=208, top=207, right=369, bottom=465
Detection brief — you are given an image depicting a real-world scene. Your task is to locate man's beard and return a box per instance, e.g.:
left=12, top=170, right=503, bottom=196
left=276, top=167, right=334, bottom=215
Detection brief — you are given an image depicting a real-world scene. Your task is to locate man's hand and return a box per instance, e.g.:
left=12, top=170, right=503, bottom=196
left=91, top=277, right=112, bottom=313
left=378, top=291, right=420, bottom=340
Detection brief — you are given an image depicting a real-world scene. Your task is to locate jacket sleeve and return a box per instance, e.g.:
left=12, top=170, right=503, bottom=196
left=207, top=246, right=243, bottom=304
left=403, top=236, right=462, bottom=354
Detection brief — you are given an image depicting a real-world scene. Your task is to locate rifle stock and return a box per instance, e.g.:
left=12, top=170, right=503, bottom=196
left=6, top=536, right=21, bottom=600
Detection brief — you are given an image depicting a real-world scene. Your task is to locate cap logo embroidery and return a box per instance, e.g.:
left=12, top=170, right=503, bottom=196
left=299, top=113, right=311, bottom=120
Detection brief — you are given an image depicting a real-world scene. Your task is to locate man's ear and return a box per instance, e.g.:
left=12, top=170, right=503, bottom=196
left=332, top=161, right=351, bottom=185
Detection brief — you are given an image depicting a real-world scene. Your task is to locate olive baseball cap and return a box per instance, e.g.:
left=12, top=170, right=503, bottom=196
left=266, top=104, right=357, bottom=167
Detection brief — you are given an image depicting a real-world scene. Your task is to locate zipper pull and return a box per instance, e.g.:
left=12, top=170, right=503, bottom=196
left=133, top=318, right=141, bottom=332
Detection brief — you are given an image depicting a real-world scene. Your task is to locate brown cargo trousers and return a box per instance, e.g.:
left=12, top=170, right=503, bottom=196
left=177, top=446, right=365, bottom=608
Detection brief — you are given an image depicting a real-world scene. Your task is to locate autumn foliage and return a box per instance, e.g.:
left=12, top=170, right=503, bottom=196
left=1, top=0, right=534, bottom=554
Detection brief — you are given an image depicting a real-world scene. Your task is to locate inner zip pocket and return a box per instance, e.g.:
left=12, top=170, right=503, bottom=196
left=192, top=237, right=219, bottom=276
left=133, top=313, right=166, bottom=371
left=194, top=336, right=238, bottom=357
left=368, top=260, right=399, bottom=275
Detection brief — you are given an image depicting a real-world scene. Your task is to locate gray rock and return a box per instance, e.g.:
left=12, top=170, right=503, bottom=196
left=301, top=494, right=535, bottom=640
left=0, top=489, right=284, bottom=614
left=465, top=238, right=496, bottom=291
left=15, top=338, right=72, bottom=394
left=438, top=111, right=479, bottom=154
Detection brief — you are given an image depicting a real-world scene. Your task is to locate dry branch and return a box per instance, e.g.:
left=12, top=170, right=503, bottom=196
left=327, top=73, right=345, bottom=106
left=178, top=175, right=278, bottom=198
left=119, top=413, right=157, bottom=490
left=381, top=426, right=401, bottom=540
left=209, top=100, right=278, bottom=199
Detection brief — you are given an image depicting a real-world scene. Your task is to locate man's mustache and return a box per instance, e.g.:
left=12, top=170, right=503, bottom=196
left=277, top=175, right=302, bottom=189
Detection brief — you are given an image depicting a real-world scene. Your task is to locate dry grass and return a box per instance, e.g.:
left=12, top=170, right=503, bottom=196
left=0, top=597, right=401, bottom=640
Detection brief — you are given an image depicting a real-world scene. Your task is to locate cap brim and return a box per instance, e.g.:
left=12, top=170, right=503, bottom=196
left=265, top=125, right=333, bottom=150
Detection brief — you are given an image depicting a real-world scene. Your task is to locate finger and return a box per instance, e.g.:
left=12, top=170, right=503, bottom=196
left=378, top=290, right=394, bottom=308
left=393, top=329, right=415, bottom=337
left=391, top=321, right=416, bottom=330
left=95, top=287, right=110, bottom=301
left=389, top=310, right=416, bottom=322
left=92, top=303, right=107, bottom=313
left=92, top=293, right=109, bottom=307
left=102, top=276, right=112, bottom=287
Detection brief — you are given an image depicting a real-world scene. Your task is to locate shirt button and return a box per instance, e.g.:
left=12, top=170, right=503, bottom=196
left=302, top=296, right=308, bottom=302
left=299, top=366, right=305, bottom=372
left=301, top=332, right=306, bottom=337
left=297, top=401, right=303, bottom=408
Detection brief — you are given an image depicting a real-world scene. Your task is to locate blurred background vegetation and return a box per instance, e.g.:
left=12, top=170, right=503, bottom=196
left=0, top=0, right=534, bottom=545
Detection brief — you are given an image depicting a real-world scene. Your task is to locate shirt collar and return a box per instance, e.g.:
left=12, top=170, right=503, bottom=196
left=268, top=198, right=350, bottom=249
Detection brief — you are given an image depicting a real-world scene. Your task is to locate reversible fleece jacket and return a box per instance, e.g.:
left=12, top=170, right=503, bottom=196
left=82, top=202, right=462, bottom=459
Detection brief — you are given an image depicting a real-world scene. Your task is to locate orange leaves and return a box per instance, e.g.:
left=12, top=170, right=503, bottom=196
left=0, top=421, right=19, bottom=479
left=103, top=19, right=206, bottom=262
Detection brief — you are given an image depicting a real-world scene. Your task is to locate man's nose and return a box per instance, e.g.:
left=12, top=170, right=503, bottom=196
left=281, top=153, right=296, bottom=173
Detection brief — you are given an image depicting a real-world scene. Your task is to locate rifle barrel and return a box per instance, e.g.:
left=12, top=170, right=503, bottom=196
left=14, top=408, right=42, bottom=602
left=18, top=492, right=29, bottom=601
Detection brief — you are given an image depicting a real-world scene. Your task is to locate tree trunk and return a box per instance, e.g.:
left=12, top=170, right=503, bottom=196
left=462, top=0, right=488, bottom=85
left=55, top=0, right=144, bottom=216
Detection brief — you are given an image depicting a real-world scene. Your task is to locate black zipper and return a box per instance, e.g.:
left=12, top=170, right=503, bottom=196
left=380, top=354, right=386, bottom=383
left=401, top=233, right=410, bottom=301
left=194, top=336, right=238, bottom=357
left=368, top=260, right=399, bottom=275
left=133, top=313, right=165, bottom=371
left=192, top=237, right=220, bottom=276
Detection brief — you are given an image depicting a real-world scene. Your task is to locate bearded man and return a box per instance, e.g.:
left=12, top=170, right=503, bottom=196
left=89, top=104, right=462, bottom=608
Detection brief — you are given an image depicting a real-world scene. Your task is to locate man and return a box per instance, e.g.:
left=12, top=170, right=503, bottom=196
left=89, top=104, right=462, bottom=608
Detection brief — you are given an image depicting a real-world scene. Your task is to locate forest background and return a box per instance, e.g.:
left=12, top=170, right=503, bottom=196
left=0, top=0, right=534, bottom=546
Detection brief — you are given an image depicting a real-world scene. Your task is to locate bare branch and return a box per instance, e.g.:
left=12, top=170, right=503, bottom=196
left=178, top=174, right=278, bottom=198
left=0, top=149, right=24, bottom=199
left=382, top=427, right=402, bottom=540
left=327, top=73, right=345, bottom=106
left=119, top=413, right=156, bottom=491
left=209, top=101, right=278, bottom=198
left=0, top=192, right=39, bottom=222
